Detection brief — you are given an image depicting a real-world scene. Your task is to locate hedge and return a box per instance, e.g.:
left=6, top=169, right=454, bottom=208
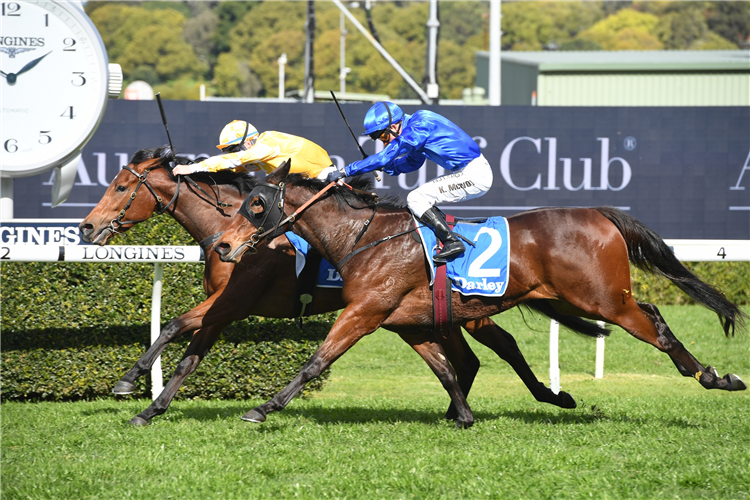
left=1, top=215, right=747, bottom=402
left=1, top=216, right=335, bottom=402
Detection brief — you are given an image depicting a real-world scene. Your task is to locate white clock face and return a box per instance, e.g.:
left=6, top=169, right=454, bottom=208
left=1, top=0, right=109, bottom=177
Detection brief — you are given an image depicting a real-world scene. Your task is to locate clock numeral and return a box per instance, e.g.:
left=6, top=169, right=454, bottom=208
left=72, top=72, right=86, bottom=86
left=63, top=38, right=77, bottom=51
left=44, top=13, right=48, bottom=26
left=39, top=131, right=52, bottom=145
left=1, top=2, right=21, bottom=16
left=4, top=139, right=18, bottom=153
left=61, top=106, right=75, bottom=119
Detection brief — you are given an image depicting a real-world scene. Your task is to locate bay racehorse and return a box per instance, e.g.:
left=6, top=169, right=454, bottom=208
left=214, top=161, right=747, bottom=425
left=80, top=146, right=598, bottom=427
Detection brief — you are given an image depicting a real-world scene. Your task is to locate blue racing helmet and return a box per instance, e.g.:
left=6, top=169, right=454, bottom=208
left=363, top=101, right=404, bottom=138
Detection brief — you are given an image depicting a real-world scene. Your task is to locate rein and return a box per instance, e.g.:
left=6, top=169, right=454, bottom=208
left=236, top=179, right=416, bottom=271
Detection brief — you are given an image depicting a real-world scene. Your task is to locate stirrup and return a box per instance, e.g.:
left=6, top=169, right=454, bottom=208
left=434, top=240, right=465, bottom=263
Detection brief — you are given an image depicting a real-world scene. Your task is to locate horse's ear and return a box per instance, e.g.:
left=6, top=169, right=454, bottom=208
left=265, top=159, right=291, bottom=186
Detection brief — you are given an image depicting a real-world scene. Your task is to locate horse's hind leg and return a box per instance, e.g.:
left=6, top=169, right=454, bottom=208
left=129, top=323, right=227, bottom=426
left=427, top=326, right=480, bottom=421
left=464, top=317, right=577, bottom=409
left=632, top=303, right=746, bottom=391
left=397, top=327, right=479, bottom=426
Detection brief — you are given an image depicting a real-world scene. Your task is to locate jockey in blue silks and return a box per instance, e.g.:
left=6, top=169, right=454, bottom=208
left=327, top=101, right=493, bottom=263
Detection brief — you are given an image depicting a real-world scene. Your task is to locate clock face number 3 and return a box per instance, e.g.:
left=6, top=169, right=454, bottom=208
left=1, top=0, right=108, bottom=175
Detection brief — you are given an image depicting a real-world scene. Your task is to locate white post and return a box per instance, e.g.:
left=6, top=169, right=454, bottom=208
left=278, top=53, right=287, bottom=100
left=549, top=319, right=560, bottom=394
left=1, top=178, right=13, bottom=220
left=332, top=0, right=432, bottom=104
left=488, top=0, right=501, bottom=106
left=150, top=263, right=164, bottom=400
left=595, top=321, right=606, bottom=379
left=340, top=12, right=347, bottom=93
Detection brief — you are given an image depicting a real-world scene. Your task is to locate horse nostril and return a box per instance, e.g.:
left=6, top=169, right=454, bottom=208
left=79, top=223, right=93, bottom=236
left=215, top=242, right=231, bottom=256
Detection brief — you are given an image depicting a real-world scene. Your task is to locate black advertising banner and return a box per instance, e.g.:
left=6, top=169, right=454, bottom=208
left=10, top=101, right=750, bottom=239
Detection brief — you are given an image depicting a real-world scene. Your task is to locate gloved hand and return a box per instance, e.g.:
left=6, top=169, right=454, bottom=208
left=326, top=169, right=347, bottom=183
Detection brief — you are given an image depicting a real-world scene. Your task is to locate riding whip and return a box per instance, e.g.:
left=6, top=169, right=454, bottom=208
left=155, top=92, right=175, bottom=157
left=329, top=90, right=381, bottom=182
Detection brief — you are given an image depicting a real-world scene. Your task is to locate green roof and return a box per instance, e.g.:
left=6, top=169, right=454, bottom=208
left=477, top=50, right=750, bottom=72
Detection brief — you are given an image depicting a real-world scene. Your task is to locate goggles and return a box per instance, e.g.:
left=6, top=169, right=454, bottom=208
left=368, top=129, right=390, bottom=142
left=220, top=143, right=247, bottom=154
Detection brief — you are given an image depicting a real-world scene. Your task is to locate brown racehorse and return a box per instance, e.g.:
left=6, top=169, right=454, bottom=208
left=215, top=161, right=747, bottom=426
left=80, top=147, right=597, bottom=427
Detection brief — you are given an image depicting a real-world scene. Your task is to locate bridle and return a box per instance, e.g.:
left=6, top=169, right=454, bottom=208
left=229, top=178, right=416, bottom=271
left=109, top=159, right=233, bottom=235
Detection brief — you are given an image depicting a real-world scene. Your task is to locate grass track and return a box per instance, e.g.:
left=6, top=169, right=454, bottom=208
left=2, top=305, right=749, bottom=499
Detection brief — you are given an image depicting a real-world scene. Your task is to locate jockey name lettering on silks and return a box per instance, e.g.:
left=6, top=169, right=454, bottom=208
left=416, top=217, right=510, bottom=297
left=285, top=233, right=343, bottom=289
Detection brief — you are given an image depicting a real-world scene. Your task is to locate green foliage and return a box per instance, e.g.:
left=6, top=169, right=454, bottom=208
left=87, top=2, right=206, bottom=86
left=630, top=261, right=750, bottom=306
left=0, top=216, right=335, bottom=402
left=86, top=1, right=745, bottom=100
left=578, top=8, right=663, bottom=50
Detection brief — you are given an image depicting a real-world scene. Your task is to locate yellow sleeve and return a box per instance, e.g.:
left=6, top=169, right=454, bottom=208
left=190, top=135, right=280, bottom=174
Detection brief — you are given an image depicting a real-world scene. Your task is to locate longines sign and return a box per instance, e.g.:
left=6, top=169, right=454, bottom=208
left=10, top=102, right=750, bottom=239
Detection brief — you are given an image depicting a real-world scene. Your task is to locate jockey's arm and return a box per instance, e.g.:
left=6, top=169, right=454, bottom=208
left=175, top=142, right=279, bottom=175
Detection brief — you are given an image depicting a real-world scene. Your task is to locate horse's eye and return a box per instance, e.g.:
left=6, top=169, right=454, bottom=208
left=116, top=185, right=127, bottom=192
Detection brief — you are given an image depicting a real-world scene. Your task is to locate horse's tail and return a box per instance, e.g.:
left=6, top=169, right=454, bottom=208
left=524, top=300, right=609, bottom=338
left=594, top=206, right=747, bottom=336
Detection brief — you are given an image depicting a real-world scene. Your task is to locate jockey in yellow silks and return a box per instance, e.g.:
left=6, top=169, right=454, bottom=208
left=172, top=120, right=336, bottom=180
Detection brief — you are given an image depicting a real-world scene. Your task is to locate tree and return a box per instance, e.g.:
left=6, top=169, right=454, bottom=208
left=577, top=8, right=663, bottom=50
left=88, top=3, right=205, bottom=84
left=706, top=1, right=750, bottom=47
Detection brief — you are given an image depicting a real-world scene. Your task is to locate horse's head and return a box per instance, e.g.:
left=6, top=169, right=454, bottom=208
left=79, top=146, right=177, bottom=245
left=215, top=160, right=292, bottom=263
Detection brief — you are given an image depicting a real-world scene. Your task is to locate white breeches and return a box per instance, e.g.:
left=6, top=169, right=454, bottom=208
left=406, top=154, right=493, bottom=218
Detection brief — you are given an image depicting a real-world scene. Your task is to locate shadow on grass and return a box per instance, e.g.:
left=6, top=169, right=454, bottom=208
left=80, top=399, right=705, bottom=430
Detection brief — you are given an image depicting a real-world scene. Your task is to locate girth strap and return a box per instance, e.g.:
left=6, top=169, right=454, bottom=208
left=433, top=214, right=455, bottom=339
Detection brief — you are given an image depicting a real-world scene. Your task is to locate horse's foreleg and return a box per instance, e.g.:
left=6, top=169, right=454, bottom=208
left=129, top=323, right=227, bottom=426
left=113, top=294, right=223, bottom=395
left=401, top=329, right=475, bottom=429
left=627, top=303, right=746, bottom=391
left=464, top=317, right=577, bottom=408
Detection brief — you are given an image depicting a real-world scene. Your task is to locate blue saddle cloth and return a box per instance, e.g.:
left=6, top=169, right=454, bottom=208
left=415, top=216, right=510, bottom=297
left=285, top=232, right=343, bottom=289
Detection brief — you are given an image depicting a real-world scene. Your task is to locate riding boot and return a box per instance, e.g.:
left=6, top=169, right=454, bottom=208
left=419, top=207, right=465, bottom=263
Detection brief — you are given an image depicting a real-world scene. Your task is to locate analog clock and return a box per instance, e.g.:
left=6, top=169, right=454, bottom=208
left=0, top=0, right=121, bottom=178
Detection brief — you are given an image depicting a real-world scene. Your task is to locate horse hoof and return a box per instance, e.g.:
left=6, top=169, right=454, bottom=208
left=129, top=416, right=149, bottom=426
left=112, top=381, right=136, bottom=395
left=726, top=373, right=747, bottom=391
left=241, top=409, right=266, bottom=423
left=454, top=419, right=474, bottom=430
left=558, top=391, right=577, bottom=409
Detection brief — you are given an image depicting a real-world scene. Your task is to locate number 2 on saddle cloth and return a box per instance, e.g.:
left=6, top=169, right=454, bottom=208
left=414, top=214, right=511, bottom=339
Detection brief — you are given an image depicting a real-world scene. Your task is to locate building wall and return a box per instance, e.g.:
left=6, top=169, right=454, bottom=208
left=537, top=72, right=749, bottom=106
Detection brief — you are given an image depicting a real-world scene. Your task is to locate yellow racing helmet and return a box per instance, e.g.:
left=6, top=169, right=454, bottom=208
left=216, top=120, right=259, bottom=150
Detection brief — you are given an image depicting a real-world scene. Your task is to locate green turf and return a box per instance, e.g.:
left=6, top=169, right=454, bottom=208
left=2, top=305, right=748, bottom=499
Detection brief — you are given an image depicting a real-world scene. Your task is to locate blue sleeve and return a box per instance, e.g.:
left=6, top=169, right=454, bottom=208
left=344, top=120, right=429, bottom=176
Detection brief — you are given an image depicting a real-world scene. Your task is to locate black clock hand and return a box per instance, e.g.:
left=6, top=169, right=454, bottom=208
left=3, top=51, right=51, bottom=85
left=16, top=51, right=52, bottom=76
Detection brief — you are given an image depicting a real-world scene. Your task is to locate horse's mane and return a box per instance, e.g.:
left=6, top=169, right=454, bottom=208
left=285, top=174, right=405, bottom=210
left=129, top=146, right=259, bottom=194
